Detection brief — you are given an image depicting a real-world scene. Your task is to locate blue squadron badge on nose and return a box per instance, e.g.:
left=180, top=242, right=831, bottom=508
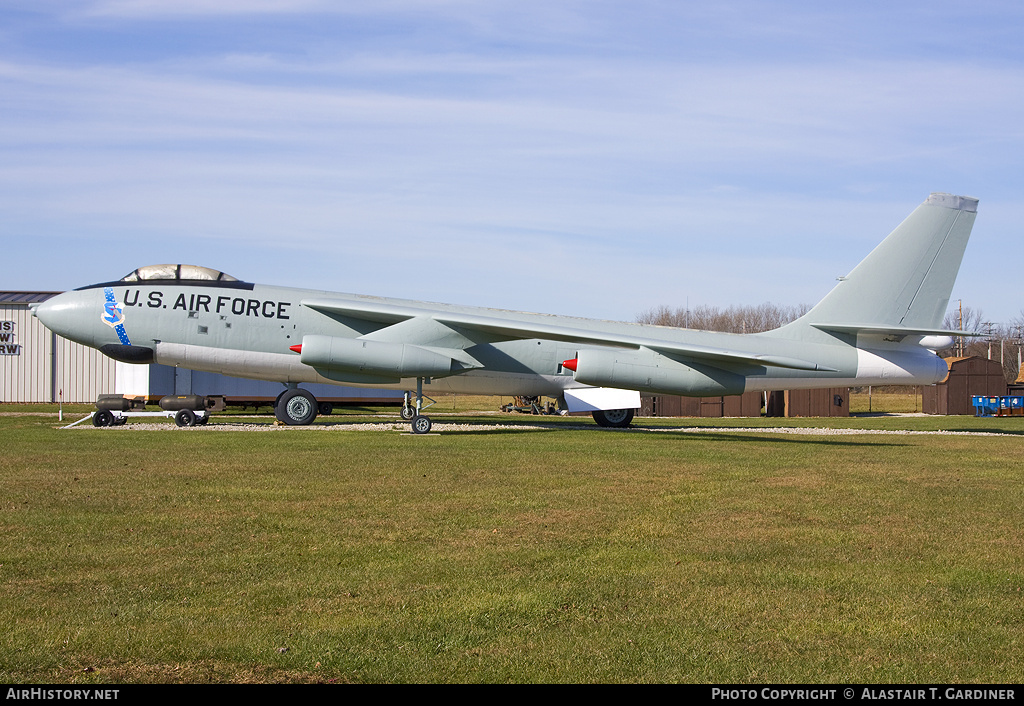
left=102, top=287, right=132, bottom=345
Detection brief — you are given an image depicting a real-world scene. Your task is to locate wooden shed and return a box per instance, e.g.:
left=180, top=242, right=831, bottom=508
left=923, top=356, right=1006, bottom=415
left=1007, top=364, right=1024, bottom=397
left=640, top=391, right=763, bottom=418
left=766, top=388, right=850, bottom=417
left=639, top=388, right=849, bottom=418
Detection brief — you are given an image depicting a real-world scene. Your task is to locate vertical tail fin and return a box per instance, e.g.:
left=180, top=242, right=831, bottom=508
left=774, top=193, right=977, bottom=337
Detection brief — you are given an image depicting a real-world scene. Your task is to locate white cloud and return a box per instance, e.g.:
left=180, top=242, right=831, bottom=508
left=78, top=0, right=329, bottom=18
left=2, top=2, right=1023, bottom=324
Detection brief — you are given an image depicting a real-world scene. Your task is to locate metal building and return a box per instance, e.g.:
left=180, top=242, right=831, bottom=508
left=1, top=292, right=117, bottom=403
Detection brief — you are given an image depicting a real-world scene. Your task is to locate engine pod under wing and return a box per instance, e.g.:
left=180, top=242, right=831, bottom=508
left=296, top=334, right=470, bottom=381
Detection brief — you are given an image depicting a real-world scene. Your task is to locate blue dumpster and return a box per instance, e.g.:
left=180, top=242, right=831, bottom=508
left=972, top=395, right=1024, bottom=417
left=1000, top=396, right=1024, bottom=416
left=973, top=395, right=1000, bottom=417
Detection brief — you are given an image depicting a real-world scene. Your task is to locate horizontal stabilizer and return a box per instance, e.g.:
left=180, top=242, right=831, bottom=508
left=811, top=323, right=982, bottom=337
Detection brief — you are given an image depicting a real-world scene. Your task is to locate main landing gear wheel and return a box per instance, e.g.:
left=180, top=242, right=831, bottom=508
left=411, top=415, right=433, bottom=434
left=175, top=409, right=196, bottom=427
left=276, top=388, right=318, bottom=426
left=592, top=408, right=635, bottom=428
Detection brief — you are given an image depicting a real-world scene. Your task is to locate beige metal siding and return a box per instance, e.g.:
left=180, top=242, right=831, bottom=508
left=1, top=304, right=50, bottom=402
left=54, top=333, right=116, bottom=403
left=1, top=303, right=116, bottom=403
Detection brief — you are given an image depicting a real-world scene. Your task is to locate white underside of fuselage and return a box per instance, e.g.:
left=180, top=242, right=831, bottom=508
left=152, top=341, right=577, bottom=397
left=741, top=347, right=948, bottom=392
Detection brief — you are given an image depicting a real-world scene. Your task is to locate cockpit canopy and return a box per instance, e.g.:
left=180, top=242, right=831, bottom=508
left=119, top=265, right=239, bottom=283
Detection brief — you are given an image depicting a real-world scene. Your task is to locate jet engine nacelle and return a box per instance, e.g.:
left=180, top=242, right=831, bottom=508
left=570, top=347, right=746, bottom=396
left=298, top=335, right=456, bottom=381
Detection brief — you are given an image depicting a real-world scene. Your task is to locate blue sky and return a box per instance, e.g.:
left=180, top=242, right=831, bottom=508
left=3, top=1, right=1023, bottom=326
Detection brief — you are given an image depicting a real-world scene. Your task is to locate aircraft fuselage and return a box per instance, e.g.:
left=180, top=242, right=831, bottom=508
left=37, top=277, right=945, bottom=400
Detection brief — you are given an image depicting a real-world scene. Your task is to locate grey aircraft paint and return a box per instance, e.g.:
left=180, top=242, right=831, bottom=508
left=32, top=193, right=977, bottom=431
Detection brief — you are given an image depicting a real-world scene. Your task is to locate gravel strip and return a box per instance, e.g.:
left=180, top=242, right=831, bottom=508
left=60, top=420, right=1018, bottom=436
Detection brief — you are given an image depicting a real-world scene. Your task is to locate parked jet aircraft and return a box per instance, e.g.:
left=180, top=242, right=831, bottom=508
left=33, top=192, right=977, bottom=433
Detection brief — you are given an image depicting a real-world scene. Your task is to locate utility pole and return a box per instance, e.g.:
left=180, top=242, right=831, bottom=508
left=1011, top=323, right=1019, bottom=379
left=957, top=300, right=964, bottom=356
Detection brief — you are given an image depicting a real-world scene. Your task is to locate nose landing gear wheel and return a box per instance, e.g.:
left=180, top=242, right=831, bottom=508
left=405, top=378, right=436, bottom=433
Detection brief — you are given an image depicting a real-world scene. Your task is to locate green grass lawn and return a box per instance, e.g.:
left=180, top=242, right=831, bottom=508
left=849, top=390, right=923, bottom=414
left=1, top=407, right=1022, bottom=683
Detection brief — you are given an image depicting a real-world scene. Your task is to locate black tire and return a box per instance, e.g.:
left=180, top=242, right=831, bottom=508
left=175, top=409, right=196, bottom=427
left=400, top=405, right=415, bottom=420
left=592, top=408, right=634, bottom=428
left=276, top=388, right=318, bottom=426
left=93, top=410, right=114, bottom=427
left=411, top=415, right=432, bottom=434
left=318, top=401, right=334, bottom=416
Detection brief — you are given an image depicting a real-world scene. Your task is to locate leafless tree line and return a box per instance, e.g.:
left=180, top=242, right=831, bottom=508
left=636, top=302, right=811, bottom=334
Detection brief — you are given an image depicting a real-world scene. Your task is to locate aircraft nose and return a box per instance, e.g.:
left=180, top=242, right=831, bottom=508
left=32, top=291, right=98, bottom=347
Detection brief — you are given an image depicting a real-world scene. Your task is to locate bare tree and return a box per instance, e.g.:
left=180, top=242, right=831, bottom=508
left=939, top=305, right=1024, bottom=383
left=1006, top=313, right=1024, bottom=383
left=942, top=304, right=987, bottom=355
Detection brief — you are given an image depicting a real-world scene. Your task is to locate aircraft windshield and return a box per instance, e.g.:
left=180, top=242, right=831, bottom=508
left=119, top=265, right=240, bottom=283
